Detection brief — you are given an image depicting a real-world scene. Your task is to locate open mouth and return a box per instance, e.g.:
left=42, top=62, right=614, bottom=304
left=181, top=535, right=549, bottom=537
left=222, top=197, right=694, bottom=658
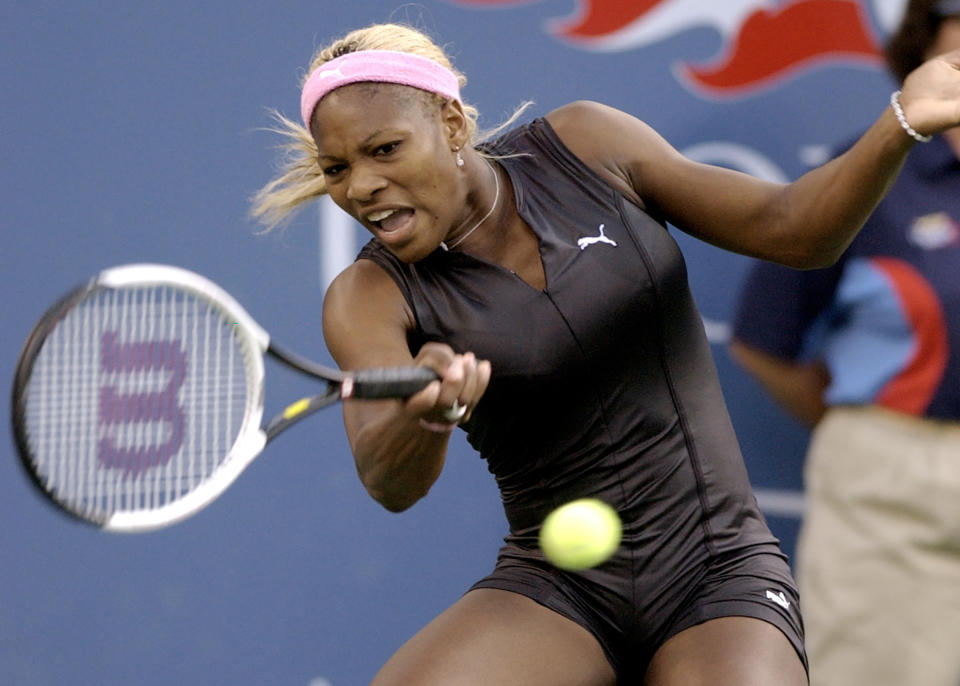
left=367, top=208, right=415, bottom=234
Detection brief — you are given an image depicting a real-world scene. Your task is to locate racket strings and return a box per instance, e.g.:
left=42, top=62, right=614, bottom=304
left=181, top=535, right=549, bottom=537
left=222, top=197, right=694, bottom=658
left=23, top=285, right=254, bottom=520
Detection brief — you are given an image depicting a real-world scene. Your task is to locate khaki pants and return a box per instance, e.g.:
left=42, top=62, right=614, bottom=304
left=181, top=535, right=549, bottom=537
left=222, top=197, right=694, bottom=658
left=797, top=406, right=960, bottom=686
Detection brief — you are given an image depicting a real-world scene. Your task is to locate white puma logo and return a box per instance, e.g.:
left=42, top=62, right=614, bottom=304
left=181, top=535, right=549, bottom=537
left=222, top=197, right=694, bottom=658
left=765, top=590, right=790, bottom=611
left=319, top=66, right=345, bottom=79
left=577, top=224, right=617, bottom=250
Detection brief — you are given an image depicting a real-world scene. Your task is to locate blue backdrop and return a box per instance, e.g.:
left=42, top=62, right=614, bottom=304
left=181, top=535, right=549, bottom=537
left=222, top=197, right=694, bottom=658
left=2, top=1, right=903, bottom=683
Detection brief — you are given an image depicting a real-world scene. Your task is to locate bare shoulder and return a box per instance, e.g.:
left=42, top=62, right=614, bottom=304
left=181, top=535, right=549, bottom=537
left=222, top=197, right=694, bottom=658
left=544, top=100, right=644, bottom=136
left=544, top=101, right=680, bottom=207
left=322, top=258, right=416, bottom=369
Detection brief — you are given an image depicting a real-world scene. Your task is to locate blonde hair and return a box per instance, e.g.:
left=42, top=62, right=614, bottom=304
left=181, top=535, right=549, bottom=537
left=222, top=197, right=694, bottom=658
left=251, top=23, right=527, bottom=231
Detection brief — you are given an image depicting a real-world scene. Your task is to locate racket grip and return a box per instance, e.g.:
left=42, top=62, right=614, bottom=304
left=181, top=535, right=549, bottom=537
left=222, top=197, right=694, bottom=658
left=347, top=366, right=439, bottom=399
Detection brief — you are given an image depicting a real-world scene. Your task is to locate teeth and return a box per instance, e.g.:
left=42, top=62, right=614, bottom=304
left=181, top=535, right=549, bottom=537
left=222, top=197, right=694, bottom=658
left=368, top=209, right=396, bottom=223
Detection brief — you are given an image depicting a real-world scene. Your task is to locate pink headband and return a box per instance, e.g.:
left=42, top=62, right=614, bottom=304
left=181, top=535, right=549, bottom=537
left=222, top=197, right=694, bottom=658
left=300, top=50, right=461, bottom=128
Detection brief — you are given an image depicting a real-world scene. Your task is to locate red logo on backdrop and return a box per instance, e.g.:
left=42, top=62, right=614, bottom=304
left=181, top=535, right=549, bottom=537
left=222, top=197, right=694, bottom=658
left=445, top=0, right=885, bottom=97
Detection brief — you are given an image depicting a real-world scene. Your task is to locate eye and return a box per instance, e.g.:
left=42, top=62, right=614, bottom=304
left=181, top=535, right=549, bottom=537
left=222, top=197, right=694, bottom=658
left=322, top=163, right=346, bottom=178
left=374, top=141, right=400, bottom=156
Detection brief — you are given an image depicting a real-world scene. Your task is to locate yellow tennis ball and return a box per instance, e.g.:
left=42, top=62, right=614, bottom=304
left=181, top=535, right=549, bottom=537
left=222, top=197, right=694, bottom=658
left=539, top=498, right=622, bottom=570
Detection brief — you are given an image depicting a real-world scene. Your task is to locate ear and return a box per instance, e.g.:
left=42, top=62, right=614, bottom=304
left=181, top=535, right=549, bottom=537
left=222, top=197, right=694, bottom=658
left=440, top=99, right=469, bottom=150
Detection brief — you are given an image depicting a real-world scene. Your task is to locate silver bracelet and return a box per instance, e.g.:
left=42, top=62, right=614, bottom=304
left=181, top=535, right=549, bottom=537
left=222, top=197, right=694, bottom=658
left=890, top=90, right=932, bottom=143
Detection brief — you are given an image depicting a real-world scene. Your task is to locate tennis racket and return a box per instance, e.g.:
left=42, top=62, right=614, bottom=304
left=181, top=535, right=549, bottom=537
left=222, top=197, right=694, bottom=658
left=11, top=264, right=437, bottom=533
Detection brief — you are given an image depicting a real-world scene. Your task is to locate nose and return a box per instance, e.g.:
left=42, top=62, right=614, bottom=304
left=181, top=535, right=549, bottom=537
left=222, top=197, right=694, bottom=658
left=346, top=163, right=387, bottom=202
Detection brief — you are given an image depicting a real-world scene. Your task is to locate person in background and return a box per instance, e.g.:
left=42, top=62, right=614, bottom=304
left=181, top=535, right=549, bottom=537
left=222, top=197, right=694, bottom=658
left=730, top=2, right=960, bottom=684
left=254, top=17, right=960, bottom=686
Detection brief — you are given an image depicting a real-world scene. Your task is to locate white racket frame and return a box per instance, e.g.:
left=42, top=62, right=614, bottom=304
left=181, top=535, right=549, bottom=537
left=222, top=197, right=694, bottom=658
left=89, top=264, right=270, bottom=532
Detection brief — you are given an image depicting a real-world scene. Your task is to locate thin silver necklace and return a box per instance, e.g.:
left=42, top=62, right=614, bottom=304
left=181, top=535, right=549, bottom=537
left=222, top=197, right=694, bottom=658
left=440, top=161, right=500, bottom=251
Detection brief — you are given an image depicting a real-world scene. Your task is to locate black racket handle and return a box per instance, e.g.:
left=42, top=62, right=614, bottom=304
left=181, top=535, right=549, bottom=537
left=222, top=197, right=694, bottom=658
left=347, top=367, right=439, bottom=399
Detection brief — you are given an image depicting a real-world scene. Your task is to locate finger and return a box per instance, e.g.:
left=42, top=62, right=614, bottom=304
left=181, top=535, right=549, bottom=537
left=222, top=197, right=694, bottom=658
left=442, top=353, right=466, bottom=385
left=900, top=52, right=960, bottom=132
left=437, top=355, right=466, bottom=410
left=414, top=342, right=457, bottom=375
left=476, top=359, right=492, bottom=396
left=457, top=352, right=479, bottom=402
left=403, top=379, right=443, bottom=416
left=462, top=358, right=492, bottom=422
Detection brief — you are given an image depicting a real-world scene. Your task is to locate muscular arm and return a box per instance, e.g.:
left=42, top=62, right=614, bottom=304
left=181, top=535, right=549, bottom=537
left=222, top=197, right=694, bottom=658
left=548, top=100, right=910, bottom=269
left=546, top=49, right=960, bottom=269
left=322, top=259, right=491, bottom=511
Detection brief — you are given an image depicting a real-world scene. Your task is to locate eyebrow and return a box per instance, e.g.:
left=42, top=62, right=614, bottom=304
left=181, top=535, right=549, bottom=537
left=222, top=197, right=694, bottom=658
left=317, top=128, right=405, bottom=161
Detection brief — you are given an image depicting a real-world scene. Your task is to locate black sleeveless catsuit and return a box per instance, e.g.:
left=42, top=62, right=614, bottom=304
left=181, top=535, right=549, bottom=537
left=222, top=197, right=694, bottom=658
left=358, top=118, right=806, bottom=681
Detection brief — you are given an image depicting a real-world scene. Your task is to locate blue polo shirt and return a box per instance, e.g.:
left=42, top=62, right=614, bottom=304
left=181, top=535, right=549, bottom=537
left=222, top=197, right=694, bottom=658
left=733, top=136, right=960, bottom=421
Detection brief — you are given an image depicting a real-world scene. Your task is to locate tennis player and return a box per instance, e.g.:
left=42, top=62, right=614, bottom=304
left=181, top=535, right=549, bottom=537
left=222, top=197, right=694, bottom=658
left=253, top=22, right=960, bottom=685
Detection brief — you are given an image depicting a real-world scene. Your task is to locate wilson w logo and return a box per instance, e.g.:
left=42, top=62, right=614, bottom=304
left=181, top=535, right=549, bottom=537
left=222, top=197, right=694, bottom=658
left=98, top=332, right=186, bottom=474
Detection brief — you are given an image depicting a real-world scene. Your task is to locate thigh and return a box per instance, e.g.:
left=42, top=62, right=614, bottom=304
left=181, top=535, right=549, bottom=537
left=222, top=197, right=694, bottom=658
left=643, top=617, right=808, bottom=686
left=370, top=588, right=617, bottom=686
